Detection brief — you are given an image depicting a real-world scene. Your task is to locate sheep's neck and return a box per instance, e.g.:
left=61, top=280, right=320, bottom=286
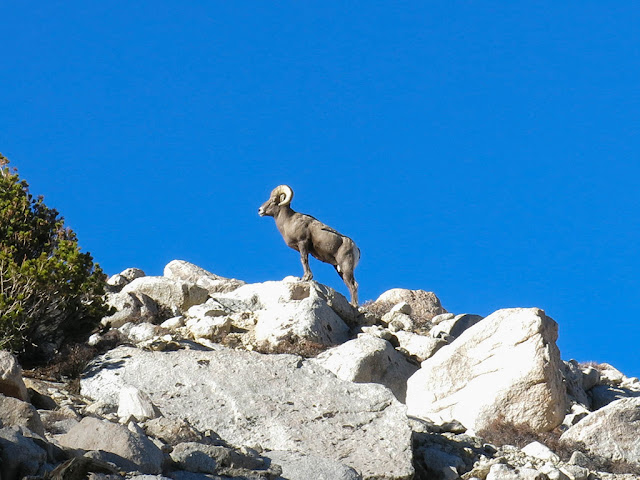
left=274, top=206, right=295, bottom=236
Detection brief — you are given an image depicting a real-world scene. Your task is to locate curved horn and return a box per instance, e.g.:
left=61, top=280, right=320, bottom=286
left=271, top=185, right=293, bottom=206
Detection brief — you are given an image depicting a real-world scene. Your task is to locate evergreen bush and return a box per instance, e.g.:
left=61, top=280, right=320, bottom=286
left=0, top=154, right=110, bottom=364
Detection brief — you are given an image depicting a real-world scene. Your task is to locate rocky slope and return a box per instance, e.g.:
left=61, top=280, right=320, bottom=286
left=1, top=260, right=639, bottom=480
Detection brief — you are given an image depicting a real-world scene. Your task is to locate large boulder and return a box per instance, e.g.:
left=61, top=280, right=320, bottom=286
left=406, top=308, right=567, bottom=433
left=57, top=416, right=164, bottom=474
left=214, top=278, right=351, bottom=348
left=560, top=396, right=640, bottom=468
left=313, top=334, right=419, bottom=402
left=164, top=260, right=245, bottom=294
left=0, top=351, right=29, bottom=402
left=81, top=346, right=414, bottom=480
left=122, top=276, right=209, bottom=318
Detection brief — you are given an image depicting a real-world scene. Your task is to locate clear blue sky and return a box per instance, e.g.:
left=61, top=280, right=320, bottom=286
left=1, top=3, right=638, bottom=378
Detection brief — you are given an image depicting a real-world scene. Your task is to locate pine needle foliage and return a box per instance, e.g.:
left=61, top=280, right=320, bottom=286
left=0, top=155, right=109, bottom=364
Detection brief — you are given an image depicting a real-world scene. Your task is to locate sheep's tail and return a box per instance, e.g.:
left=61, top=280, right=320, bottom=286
left=354, top=244, right=361, bottom=268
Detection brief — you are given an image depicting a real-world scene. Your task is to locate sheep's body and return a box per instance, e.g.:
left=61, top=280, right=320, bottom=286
left=259, top=185, right=360, bottom=306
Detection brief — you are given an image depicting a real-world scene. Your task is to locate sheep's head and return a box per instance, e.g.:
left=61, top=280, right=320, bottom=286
left=258, top=185, right=293, bottom=217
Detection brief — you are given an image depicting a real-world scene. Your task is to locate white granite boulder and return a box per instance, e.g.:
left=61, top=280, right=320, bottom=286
left=560, top=396, right=640, bottom=468
left=81, top=346, right=414, bottom=479
left=313, top=334, right=418, bottom=402
left=406, top=308, right=567, bottom=433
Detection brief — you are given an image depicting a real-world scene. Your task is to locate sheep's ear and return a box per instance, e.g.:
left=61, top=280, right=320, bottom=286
left=279, top=194, right=286, bottom=204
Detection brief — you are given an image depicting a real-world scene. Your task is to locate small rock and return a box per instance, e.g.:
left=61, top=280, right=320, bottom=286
left=394, top=330, right=447, bottom=362
left=144, top=417, right=205, bottom=446
left=0, top=395, right=46, bottom=436
left=391, top=302, right=412, bottom=315
left=161, top=316, right=185, bottom=329
left=560, top=464, right=589, bottom=480
left=170, top=442, right=220, bottom=474
left=186, top=316, right=231, bottom=341
left=568, top=450, right=590, bottom=467
left=118, top=386, right=159, bottom=422
left=387, top=313, right=414, bottom=332
left=127, top=323, right=162, bottom=343
left=522, top=441, right=560, bottom=462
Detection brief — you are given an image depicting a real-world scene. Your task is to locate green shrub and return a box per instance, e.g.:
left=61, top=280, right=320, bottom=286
left=0, top=155, right=110, bottom=364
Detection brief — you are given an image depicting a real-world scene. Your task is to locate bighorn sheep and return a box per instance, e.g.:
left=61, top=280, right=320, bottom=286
left=258, top=185, right=360, bottom=306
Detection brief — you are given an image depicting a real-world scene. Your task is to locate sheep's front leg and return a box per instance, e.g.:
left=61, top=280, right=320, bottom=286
left=299, top=244, right=313, bottom=281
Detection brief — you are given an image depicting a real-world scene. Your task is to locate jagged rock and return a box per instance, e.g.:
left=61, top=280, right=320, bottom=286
left=560, top=396, right=640, bottom=468
left=0, top=426, right=49, bottom=480
left=108, top=268, right=146, bottom=291
left=47, top=456, right=121, bottom=480
left=170, top=442, right=219, bottom=473
left=264, top=450, right=362, bottom=480
left=563, top=360, right=591, bottom=408
left=384, top=312, right=414, bottom=332
left=406, top=308, right=567, bottom=433
left=164, top=260, right=245, bottom=294
left=421, top=446, right=465, bottom=479
left=102, top=291, right=158, bottom=328
left=81, top=346, right=414, bottom=479
left=39, top=408, right=81, bottom=436
left=589, top=384, right=640, bottom=410
left=562, top=403, right=590, bottom=428
left=186, top=298, right=228, bottom=319
left=57, top=417, right=164, bottom=474
left=394, top=330, right=448, bottom=362
left=595, top=363, right=628, bottom=386
left=430, top=314, right=484, bottom=340
left=372, top=288, right=446, bottom=328
left=431, top=313, right=455, bottom=325
left=118, top=386, right=159, bottom=422
left=0, top=394, right=46, bottom=436
left=26, top=384, right=59, bottom=410
left=144, top=417, right=205, bottom=445
left=581, top=365, right=600, bottom=391
left=122, top=277, right=209, bottom=318
left=312, top=334, right=419, bottom=402
left=559, top=464, right=589, bottom=480
left=0, top=351, right=30, bottom=401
